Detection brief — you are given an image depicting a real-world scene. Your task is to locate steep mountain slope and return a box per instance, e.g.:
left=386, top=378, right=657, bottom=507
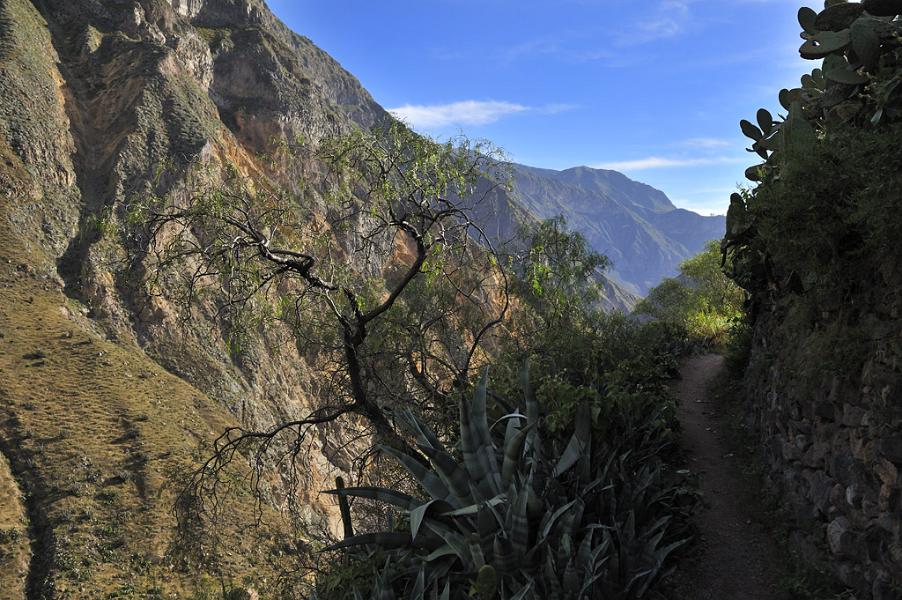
left=0, top=0, right=387, bottom=594
left=509, top=165, right=725, bottom=295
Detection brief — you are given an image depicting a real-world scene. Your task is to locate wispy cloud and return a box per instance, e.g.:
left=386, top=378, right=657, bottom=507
left=595, top=156, right=744, bottom=171
left=388, top=100, right=575, bottom=129
left=616, top=0, right=692, bottom=45
left=680, top=137, right=732, bottom=149
left=388, top=101, right=528, bottom=128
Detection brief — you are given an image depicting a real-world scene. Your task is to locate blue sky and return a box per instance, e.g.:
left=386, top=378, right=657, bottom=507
left=268, top=0, right=817, bottom=215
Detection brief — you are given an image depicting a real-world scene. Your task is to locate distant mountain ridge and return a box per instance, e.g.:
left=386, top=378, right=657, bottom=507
left=507, top=164, right=726, bottom=295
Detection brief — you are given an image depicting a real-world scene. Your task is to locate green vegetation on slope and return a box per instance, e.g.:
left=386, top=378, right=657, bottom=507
left=635, top=240, right=744, bottom=346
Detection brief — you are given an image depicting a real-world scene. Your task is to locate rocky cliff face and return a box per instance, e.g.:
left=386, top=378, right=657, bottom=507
left=0, top=0, right=393, bottom=595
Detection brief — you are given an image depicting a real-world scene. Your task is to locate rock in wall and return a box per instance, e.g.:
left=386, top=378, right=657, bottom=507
left=742, top=298, right=902, bottom=599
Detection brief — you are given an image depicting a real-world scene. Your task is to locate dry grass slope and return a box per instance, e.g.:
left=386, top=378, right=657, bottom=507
left=0, top=127, right=290, bottom=600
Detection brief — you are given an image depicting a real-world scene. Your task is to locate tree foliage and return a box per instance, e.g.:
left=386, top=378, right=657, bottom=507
left=635, top=240, right=743, bottom=344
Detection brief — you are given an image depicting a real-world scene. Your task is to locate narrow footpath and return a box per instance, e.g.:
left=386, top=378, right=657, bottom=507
left=669, top=354, right=791, bottom=600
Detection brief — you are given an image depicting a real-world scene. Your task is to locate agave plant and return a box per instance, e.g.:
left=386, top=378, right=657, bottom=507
left=319, top=367, right=688, bottom=600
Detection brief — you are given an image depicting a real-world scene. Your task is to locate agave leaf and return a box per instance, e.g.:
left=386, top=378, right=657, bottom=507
left=492, top=533, right=517, bottom=574
left=375, top=564, right=395, bottom=600
left=460, top=370, right=502, bottom=498
left=576, top=529, right=594, bottom=573
left=399, top=408, right=445, bottom=452
left=561, top=498, right=586, bottom=537
left=476, top=506, right=498, bottom=564
left=492, top=411, right=527, bottom=431
left=508, top=582, right=534, bottom=600
left=440, top=494, right=506, bottom=517
left=502, top=422, right=534, bottom=488
left=410, top=566, right=425, bottom=600
left=425, top=521, right=472, bottom=568
left=419, top=445, right=472, bottom=506
left=552, top=428, right=588, bottom=478
left=324, top=486, right=418, bottom=510
left=510, top=470, right=532, bottom=559
left=562, top=557, right=579, bottom=595
left=323, top=532, right=412, bottom=552
left=539, top=499, right=578, bottom=542
left=544, top=552, right=563, bottom=600
left=424, top=546, right=458, bottom=563
left=578, top=567, right=608, bottom=598
left=381, top=445, right=453, bottom=505
left=411, top=499, right=443, bottom=541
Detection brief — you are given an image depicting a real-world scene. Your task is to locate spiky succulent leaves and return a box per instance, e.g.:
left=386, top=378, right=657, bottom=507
left=552, top=404, right=591, bottom=478
left=543, top=552, right=564, bottom=600
left=562, top=556, right=580, bottom=597
left=323, top=532, right=414, bottom=552
left=424, top=520, right=473, bottom=569
left=399, top=408, right=446, bottom=453
left=380, top=445, right=455, bottom=506
left=441, top=494, right=506, bottom=518
left=477, top=505, right=498, bottom=564
left=542, top=498, right=576, bottom=536
left=438, top=580, right=451, bottom=600
left=502, top=419, right=533, bottom=489
left=409, top=566, right=426, bottom=600
left=460, top=370, right=502, bottom=500
left=373, top=559, right=395, bottom=600
left=418, top=444, right=473, bottom=505
left=508, top=467, right=532, bottom=560
left=411, top=499, right=448, bottom=541
left=324, top=486, right=419, bottom=511
left=492, top=532, right=517, bottom=574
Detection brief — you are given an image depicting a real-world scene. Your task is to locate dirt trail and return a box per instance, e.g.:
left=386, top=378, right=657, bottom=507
left=669, top=354, right=790, bottom=600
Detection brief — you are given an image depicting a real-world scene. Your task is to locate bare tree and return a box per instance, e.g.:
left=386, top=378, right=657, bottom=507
left=132, top=124, right=510, bottom=546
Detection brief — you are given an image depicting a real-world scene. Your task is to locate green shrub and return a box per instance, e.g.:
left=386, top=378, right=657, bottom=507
left=317, top=369, right=690, bottom=599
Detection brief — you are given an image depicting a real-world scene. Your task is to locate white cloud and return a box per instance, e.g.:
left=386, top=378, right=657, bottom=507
left=388, top=101, right=529, bottom=128
left=681, top=137, right=731, bottom=149
left=595, top=156, right=744, bottom=171
left=387, top=100, right=575, bottom=129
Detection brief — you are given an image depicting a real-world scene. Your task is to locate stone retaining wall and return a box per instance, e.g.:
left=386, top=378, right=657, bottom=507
left=743, top=310, right=902, bottom=600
